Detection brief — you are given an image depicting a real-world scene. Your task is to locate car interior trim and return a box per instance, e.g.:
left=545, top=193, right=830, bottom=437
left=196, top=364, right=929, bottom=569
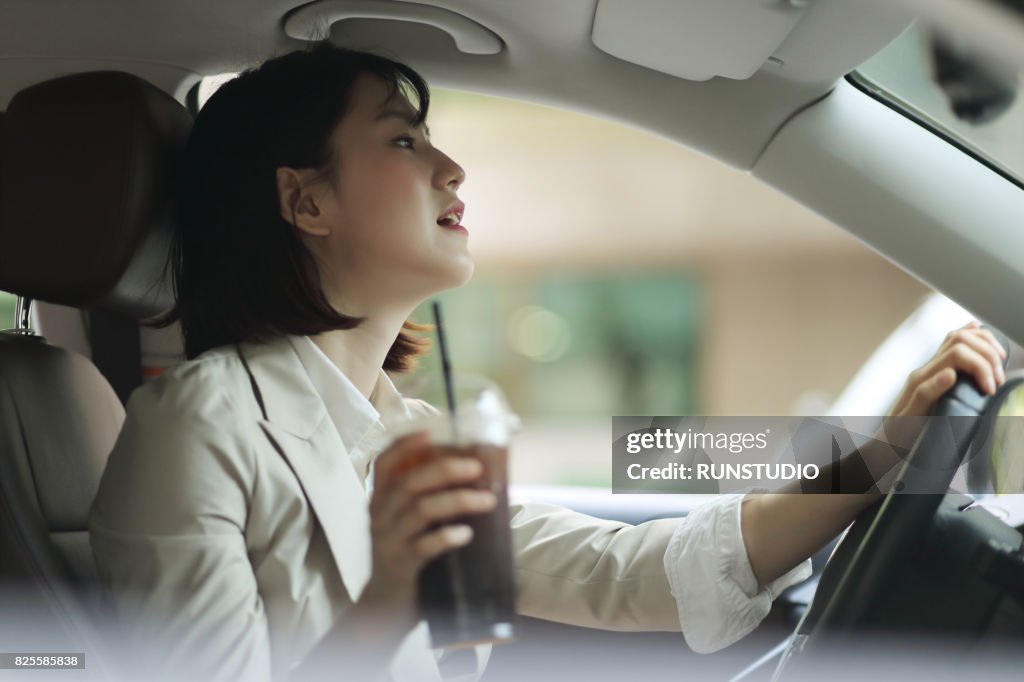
left=282, top=0, right=504, bottom=54
left=753, top=77, right=1024, bottom=342
left=846, top=71, right=1024, bottom=192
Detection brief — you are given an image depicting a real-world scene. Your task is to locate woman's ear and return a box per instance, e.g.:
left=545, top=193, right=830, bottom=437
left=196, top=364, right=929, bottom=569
left=275, top=167, right=332, bottom=237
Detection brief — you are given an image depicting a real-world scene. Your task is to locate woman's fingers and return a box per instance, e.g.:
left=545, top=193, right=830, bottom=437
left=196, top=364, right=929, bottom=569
left=976, top=326, right=1008, bottom=361
left=940, top=323, right=1006, bottom=363
left=367, top=451, right=496, bottom=583
left=372, top=430, right=431, bottom=489
left=413, top=524, right=475, bottom=562
left=398, top=455, right=483, bottom=497
left=937, top=331, right=1003, bottom=394
left=937, top=326, right=1006, bottom=383
left=371, top=454, right=485, bottom=524
left=900, top=367, right=957, bottom=418
left=369, top=438, right=496, bottom=582
left=892, top=323, right=1007, bottom=417
left=386, top=487, right=497, bottom=543
left=374, top=438, right=485, bottom=496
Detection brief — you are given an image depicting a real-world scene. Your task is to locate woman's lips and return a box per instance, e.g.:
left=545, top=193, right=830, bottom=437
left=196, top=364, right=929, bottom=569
left=440, top=222, right=468, bottom=235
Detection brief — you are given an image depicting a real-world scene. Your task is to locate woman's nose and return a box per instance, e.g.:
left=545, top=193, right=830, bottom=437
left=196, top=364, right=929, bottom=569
left=448, top=164, right=466, bottom=190
left=435, top=150, right=466, bottom=190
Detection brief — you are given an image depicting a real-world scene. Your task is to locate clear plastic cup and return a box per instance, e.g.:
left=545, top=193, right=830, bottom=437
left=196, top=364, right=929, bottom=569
left=398, top=376, right=519, bottom=650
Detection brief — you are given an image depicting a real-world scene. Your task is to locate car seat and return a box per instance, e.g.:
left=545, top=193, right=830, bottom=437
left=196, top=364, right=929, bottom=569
left=0, top=71, right=190, bottom=668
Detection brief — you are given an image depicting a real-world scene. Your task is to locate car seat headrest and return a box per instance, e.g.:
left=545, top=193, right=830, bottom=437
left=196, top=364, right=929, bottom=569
left=0, top=71, right=192, bottom=319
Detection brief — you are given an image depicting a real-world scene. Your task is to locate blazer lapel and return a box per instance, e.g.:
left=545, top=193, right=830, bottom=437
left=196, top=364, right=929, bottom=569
left=237, top=338, right=372, bottom=602
left=237, top=338, right=445, bottom=682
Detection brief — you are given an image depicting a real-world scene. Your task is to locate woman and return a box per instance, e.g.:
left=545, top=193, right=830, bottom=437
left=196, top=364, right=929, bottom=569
left=89, top=44, right=1007, bottom=681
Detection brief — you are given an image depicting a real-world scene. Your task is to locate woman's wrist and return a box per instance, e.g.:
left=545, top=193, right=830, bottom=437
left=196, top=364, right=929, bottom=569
left=289, top=579, right=419, bottom=681
left=353, top=577, right=419, bottom=641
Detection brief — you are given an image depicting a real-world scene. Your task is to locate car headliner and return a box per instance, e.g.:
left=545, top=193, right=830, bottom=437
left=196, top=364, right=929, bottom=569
left=1, top=0, right=1023, bottom=339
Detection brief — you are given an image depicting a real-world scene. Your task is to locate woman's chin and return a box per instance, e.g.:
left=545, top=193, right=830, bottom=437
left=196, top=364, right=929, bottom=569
left=439, top=260, right=475, bottom=291
left=397, top=257, right=475, bottom=303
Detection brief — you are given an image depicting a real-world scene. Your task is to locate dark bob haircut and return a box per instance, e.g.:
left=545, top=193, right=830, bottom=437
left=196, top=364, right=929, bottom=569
left=158, top=43, right=430, bottom=369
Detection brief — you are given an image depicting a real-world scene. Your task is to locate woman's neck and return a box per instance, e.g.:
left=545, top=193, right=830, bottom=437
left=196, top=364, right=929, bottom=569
left=309, top=309, right=411, bottom=400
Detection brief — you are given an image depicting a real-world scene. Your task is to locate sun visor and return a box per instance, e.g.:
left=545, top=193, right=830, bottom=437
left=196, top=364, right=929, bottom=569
left=591, top=0, right=914, bottom=83
left=592, top=0, right=806, bottom=81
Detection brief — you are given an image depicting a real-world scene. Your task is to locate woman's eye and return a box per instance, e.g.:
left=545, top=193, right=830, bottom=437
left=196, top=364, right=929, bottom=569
left=394, top=135, right=416, bottom=149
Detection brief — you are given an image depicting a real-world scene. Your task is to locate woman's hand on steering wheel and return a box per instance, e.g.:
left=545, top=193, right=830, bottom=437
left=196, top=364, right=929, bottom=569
left=877, top=321, right=1007, bottom=458
left=889, top=321, right=1006, bottom=419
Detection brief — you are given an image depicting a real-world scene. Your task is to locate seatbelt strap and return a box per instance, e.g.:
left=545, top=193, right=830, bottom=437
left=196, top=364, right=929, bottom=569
left=87, top=309, right=142, bottom=405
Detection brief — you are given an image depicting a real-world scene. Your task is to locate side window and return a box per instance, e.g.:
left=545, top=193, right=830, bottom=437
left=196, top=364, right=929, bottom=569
left=0, top=290, right=16, bottom=329
left=392, top=89, right=931, bottom=488
left=190, top=75, right=934, bottom=489
left=191, top=72, right=237, bottom=112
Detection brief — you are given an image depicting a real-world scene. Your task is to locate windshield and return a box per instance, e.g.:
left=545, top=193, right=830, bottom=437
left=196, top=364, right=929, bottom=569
left=853, top=24, right=1024, bottom=185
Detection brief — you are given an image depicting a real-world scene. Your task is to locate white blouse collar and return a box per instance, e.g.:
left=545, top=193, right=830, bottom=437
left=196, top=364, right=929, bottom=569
left=286, top=335, right=412, bottom=461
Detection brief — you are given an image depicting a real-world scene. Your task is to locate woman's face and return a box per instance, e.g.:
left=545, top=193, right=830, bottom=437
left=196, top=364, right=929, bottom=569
left=297, top=73, right=472, bottom=314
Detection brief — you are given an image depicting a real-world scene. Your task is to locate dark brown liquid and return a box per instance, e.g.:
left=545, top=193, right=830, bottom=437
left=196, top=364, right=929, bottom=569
left=417, top=443, right=518, bottom=649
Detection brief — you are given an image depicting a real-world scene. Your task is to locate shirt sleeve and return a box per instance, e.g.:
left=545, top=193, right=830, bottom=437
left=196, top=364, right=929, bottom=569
left=509, top=501, right=682, bottom=631
left=662, top=494, right=813, bottom=654
left=89, top=369, right=273, bottom=681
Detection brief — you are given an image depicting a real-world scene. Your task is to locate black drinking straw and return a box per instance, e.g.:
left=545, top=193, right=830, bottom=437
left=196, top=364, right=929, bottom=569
left=431, top=301, right=459, bottom=436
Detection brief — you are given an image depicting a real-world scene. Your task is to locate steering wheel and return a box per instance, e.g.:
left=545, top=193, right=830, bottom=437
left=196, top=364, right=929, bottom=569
left=772, top=330, right=1015, bottom=678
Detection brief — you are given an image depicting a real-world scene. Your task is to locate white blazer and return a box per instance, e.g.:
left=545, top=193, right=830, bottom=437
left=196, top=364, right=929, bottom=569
left=90, top=337, right=683, bottom=681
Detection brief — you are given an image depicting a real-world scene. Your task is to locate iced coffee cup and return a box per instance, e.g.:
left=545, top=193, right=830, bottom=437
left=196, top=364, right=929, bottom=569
left=399, top=377, right=519, bottom=650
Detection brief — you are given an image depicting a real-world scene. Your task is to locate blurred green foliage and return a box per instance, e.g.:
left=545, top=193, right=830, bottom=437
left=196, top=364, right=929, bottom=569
left=403, top=271, right=701, bottom=419
left=0, top=291, right=16, bottom=329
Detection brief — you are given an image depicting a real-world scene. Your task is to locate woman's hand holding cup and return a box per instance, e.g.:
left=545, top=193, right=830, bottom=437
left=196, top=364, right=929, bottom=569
left=358, top=430, right=497, bottom=628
